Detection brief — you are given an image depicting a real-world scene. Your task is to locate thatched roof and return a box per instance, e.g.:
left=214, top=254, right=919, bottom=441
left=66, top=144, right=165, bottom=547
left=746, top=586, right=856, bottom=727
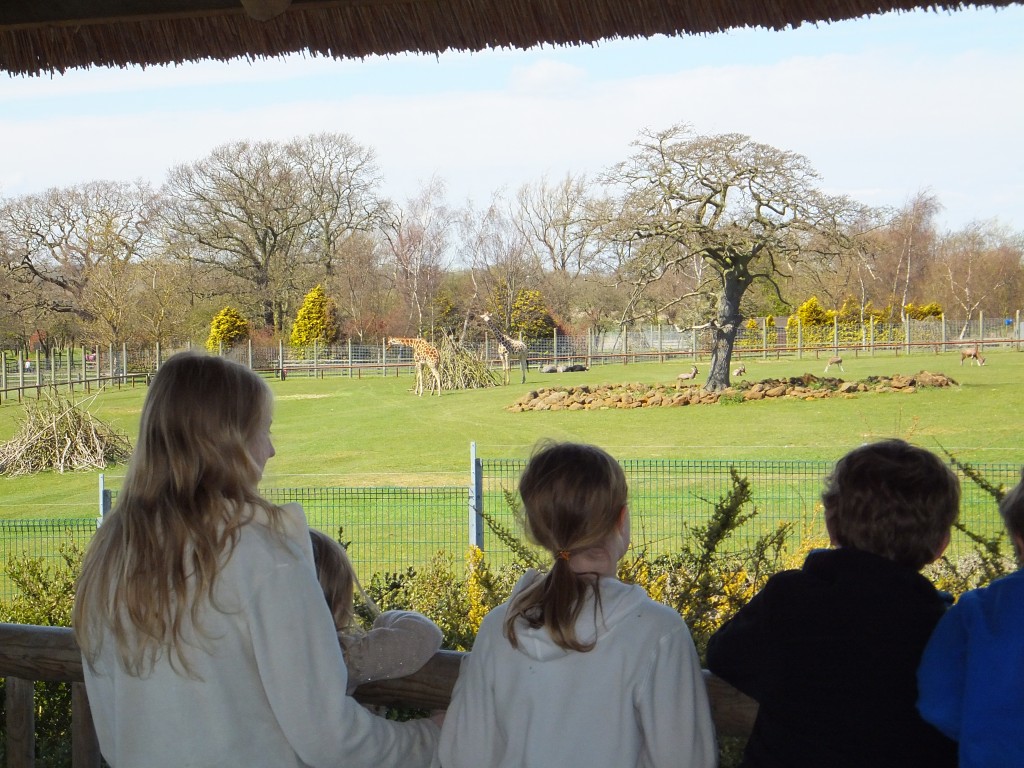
left=2, top=0, right=1019, bottom=78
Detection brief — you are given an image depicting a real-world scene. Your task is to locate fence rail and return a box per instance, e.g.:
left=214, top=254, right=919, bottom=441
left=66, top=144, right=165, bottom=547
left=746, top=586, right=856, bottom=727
left=0, top=623, right=756, bottom=768
left=2, top=458, right=1015, bottom=603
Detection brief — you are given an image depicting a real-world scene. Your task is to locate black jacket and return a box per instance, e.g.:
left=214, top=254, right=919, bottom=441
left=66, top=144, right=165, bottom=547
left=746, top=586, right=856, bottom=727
left=706, top=547, right=957, bottom=768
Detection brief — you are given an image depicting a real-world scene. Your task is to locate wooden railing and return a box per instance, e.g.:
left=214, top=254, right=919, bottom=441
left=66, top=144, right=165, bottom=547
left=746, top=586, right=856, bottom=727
left=0, top=623, right=757, bottom=767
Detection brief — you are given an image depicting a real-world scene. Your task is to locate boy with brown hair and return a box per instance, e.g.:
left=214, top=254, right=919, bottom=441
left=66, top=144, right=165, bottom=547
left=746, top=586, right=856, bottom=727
left=917, top=467, right=1024, bottom=767
left=707, top=438, right=959, bottom=768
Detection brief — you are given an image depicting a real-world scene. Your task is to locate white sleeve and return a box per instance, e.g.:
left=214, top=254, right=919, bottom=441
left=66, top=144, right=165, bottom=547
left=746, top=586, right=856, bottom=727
left=248, top=559, right=439, bottom=768
left=278, top=502, right=315, bottom=567
left=635, top=624, right=718, bottom=768
left=437, top=628, right=502, bottom=768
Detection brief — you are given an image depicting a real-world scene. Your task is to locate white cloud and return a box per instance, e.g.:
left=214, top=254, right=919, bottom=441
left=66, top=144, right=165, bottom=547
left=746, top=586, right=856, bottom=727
left=2, top=10, right=1021, bottom=232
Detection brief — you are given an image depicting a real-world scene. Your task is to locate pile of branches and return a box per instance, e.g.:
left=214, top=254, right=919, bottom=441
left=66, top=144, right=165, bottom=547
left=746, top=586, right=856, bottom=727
left=0, top=391, right=132, bottom=476
left=437, top=334, right=499, bottom=391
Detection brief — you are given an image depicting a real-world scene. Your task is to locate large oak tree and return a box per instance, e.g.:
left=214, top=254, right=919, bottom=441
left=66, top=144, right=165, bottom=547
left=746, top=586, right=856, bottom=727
left=162, top=133, right=385, bottom=331
left=603, top=124, right=852, bottom=391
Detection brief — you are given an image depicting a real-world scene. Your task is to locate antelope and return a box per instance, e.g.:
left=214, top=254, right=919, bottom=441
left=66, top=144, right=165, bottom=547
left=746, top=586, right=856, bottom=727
left=824, top=355, right=844, bottom=373
left=676, top=365, right=698, bottom=389
left=961, top=347, right=986, bottom=366
left=732, top=364, right=746, bottom=377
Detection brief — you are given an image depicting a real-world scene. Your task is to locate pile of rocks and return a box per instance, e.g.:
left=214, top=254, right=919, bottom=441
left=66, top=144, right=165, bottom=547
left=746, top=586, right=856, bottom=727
left=506, top=371, right=958, bottom=412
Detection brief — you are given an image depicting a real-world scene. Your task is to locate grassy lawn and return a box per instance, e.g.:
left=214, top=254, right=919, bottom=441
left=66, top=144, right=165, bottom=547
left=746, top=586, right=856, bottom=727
left=1, top=348, right=1021, bottom=521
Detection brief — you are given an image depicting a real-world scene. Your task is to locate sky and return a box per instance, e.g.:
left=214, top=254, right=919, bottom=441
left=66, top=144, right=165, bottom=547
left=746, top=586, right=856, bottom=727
left=1, top=5, right=1022, bottom=232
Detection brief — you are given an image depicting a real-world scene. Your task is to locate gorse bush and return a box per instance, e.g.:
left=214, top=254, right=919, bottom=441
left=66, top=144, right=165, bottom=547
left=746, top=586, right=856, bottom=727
left=205, top=306, right=249, bottom=352
left=290, top=285, right=339, bottom=349
left=926, top=453, right=1018, bottom=594
left=0, top=541, right=83, bottom=768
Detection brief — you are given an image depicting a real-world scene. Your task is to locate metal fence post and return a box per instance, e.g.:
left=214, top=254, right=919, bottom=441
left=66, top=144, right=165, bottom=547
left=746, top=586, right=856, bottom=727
left=98, top=474, right=112, bottom=526
left=469, top=442, right=484, bottom=550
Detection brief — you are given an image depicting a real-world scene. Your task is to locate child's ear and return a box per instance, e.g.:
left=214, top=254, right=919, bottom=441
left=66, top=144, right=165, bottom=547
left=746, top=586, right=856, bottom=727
left=927, top=530, right=952, bottom=564
left=1013, top=533, right=1024, bottom=561
left=824, top=513, right=840, bottom=547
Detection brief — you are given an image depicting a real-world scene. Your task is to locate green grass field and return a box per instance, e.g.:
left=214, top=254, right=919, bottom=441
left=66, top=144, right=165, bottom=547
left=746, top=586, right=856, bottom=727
left=1, top=348, right=1021, bottom=522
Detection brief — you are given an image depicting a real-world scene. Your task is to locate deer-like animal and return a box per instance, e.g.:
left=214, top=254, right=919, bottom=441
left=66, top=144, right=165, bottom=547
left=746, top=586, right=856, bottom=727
left=676, top=365, right=698, bottom=389
left=961, top=347, right=986, bottom=366
left=824, top=355, right=844, bottom=373
left=733, top=364, right=746, bottom=377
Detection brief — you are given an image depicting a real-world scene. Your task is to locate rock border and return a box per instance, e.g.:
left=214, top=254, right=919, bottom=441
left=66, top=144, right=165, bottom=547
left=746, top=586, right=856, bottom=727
left=506, top=371, right=958, bottom=412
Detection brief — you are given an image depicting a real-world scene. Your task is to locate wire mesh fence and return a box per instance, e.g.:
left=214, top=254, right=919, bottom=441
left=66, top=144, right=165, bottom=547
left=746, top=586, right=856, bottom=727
left=0, top=459, right=1016, bottom=602
left=0, top=518, right=99, bottom=600
left=475, top=459, right=1015, bottom=566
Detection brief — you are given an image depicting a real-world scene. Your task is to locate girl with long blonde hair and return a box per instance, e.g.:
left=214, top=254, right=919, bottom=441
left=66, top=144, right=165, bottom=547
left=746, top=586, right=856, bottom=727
left=73, top=351, right=438, bottom=768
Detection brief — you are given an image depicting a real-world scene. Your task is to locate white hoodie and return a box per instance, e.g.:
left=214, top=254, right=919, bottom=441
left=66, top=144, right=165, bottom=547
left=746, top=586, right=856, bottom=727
left=438, top=570, right=717, bottom=768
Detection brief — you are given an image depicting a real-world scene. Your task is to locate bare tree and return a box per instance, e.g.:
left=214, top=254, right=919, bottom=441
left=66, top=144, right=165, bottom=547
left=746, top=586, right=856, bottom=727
left=936, top=220, right=1022, bottom=337
left=327, top=231, right=397, bottom=343
left=0, top=180, right=160, bottom=344
left=162, top=133, right=385, bottom=333
left=886, top=191, right=941, bottom=319
left=602, top=124, right=851, bottom=391
left=289, top=132, right=389, bottom=276
left=381, top=177, right=455, bottom=334
left=511, top=173, right=609, bottom=329
left=458, top=195, right=536, bottom=329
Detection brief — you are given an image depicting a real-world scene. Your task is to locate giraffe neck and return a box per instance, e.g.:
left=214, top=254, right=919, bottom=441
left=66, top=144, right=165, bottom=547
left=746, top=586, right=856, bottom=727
left=389, top=337, right=438, bottom=361
left=485, top=318, right=519, bottom=353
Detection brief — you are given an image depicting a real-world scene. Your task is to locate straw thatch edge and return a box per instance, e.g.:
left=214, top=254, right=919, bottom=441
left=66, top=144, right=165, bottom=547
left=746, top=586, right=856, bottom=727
left=2, top=0, right=1019, bottom=77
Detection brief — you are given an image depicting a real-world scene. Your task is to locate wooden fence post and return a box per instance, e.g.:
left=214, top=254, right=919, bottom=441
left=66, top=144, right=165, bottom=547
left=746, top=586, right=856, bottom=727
left=7, top=676, right=35, bottom=768
left=72, top=682, right=101, bottom=768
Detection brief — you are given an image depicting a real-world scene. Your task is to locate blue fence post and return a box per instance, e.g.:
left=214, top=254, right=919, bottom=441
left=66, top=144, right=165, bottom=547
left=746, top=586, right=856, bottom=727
left=469, top=442, right=484, bottom=550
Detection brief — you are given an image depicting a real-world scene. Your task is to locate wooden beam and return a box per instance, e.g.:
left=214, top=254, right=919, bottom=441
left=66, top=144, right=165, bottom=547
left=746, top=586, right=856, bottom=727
left=0, top=622, right=759, bottom=737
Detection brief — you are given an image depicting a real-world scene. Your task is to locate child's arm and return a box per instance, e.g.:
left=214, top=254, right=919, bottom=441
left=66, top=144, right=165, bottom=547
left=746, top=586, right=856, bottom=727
left=437, top=628, right=502, bottom=768
left=342, top=610, right=443, bottom=694
left=705, top=576, right=785, bottom=701
left=916, top=600, right=969, bottom=741
left=637, top=623, right=718, bottom=768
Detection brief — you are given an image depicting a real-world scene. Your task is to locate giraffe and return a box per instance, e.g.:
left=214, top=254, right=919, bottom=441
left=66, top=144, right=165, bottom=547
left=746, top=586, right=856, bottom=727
left=386, top=337, right=442, bottom=396
left=478, top=312, right=528, bottom=385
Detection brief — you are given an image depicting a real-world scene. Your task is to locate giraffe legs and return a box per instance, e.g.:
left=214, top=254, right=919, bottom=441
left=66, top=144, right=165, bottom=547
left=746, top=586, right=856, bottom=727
left=497, top=349, right=510, bottom=385
left=425, top=360, right=442, bottom=396
left=414, top=361, right=425, bottom=396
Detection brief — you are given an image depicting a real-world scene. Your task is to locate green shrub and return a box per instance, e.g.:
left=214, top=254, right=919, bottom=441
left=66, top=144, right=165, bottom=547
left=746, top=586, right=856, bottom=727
left=0, top=541, right=82, bottom=768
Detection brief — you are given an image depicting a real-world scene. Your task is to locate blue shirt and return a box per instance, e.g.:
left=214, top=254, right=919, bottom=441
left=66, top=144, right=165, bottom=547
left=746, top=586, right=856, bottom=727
left=918, top=569, right=1024, bottom=768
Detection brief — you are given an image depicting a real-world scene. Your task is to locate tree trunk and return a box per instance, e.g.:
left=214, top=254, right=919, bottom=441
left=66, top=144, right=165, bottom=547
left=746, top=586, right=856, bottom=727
left=705, top=272, right=745, bottom=392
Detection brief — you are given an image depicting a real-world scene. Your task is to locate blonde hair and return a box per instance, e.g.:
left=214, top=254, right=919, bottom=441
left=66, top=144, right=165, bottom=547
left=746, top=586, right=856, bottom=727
left=504, top=442, right=628, bottom=652
left=73, top=352, right=282, bottom=675
left=309, top=528, right=378, bottom=633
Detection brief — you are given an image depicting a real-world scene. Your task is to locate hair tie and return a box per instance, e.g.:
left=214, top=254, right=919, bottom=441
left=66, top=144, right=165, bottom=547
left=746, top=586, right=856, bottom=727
left=557, top=549, right=571, bottom=561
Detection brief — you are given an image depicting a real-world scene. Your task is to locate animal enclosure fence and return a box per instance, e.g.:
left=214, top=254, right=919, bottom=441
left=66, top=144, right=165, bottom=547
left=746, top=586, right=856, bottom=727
left=3, top=312, right=1022, bottom=401
left=0, top=457, right=1015, bottom=602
